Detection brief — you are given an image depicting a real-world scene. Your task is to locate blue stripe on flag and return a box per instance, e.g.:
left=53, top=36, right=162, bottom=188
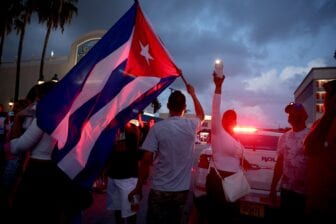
left=51, top=61, right=131, bottom=162
left=72, top=76, right=176, bottom=188
left=37, top=1, right=180, bottom=188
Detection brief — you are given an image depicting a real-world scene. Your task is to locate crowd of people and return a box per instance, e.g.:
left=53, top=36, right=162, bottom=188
left=0, top=67, right=335, bottom=224
left=0, top=82, right=92, bottom=224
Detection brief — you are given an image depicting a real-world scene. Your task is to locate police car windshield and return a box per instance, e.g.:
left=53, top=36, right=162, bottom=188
left=236, top=133, right=279, bottom=151
left=197, top=129, right=281, bottom=151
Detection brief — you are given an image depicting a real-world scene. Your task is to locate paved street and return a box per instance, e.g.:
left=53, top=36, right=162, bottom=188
left=83, top=191, right=109, bottom=224
left=82, top=184, right=194, bottom=224
left=79, top=142, right=280, bottom=224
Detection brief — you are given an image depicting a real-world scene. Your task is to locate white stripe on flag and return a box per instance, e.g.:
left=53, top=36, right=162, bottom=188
left=53, top=38, right=132, bottom=148
left=58, top=76, right=160, bottom=179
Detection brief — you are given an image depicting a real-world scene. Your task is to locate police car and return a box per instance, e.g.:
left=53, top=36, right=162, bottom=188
left=193, top=126, right=284, bottom=222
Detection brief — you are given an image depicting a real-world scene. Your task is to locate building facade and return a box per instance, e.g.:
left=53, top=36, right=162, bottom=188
left=0, top=30, right=106, bottom=111
left=294, top=67, right=336, bottom=125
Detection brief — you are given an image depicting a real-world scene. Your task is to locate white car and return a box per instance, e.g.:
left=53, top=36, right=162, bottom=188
left=193, top=128, right=283, bottom=221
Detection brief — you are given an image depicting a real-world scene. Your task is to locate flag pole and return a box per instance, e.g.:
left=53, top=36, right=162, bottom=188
left=180, top=73, right=188, bottom=85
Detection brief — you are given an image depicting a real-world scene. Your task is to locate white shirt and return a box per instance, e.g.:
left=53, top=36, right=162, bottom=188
left=277, top=128, right=309, bottom=193
left=211, top=93, right=244, bottom=172
left=142, top=116, right=201, bottom=191
left=11, top=119, right=57, bottom=160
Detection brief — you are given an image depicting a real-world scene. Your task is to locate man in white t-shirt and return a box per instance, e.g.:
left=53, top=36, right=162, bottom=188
left=270, top=102, right=310, bottom=221
left=128, top=83, right=204, bottom=224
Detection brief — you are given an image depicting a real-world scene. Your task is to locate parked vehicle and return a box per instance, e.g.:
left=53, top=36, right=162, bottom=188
left=193, top=127, right=283, bottom=222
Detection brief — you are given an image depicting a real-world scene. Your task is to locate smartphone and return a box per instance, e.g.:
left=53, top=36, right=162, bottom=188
left=214, top=59, right=224, bottom=77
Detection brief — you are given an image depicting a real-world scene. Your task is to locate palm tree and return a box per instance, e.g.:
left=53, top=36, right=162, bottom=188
left=37, top=0, right=78, bottom=82
left=0, top=0, right=21, bottom=65
left=13, top=0, right=37, bottom=101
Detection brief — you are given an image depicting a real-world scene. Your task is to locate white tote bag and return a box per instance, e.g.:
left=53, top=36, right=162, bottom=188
left=221, top=169, right=251, bottom=202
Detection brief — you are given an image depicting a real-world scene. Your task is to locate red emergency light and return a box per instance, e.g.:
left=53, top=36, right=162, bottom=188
left=233, top=126, right=258, bottom=133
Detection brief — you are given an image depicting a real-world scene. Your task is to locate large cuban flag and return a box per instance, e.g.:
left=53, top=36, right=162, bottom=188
left=36, top=1, right=181, bottom=188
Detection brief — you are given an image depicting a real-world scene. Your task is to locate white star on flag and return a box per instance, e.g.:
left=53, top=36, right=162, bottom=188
left=140, top=41, right=153, bottom=65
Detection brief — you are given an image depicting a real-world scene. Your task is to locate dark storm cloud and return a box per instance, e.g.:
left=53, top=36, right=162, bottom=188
left=209, top=0, right=336, bottom=44
left=2, top=0, right=336, bottom=127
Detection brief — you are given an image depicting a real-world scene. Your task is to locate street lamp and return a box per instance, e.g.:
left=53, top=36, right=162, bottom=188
left=51, top=74, right=59, bottom=83
left=169, top=87, right=177, bottom=93
left=38, top=75, right=45, bottom=85
left=8, top=98, right=14, bottom=110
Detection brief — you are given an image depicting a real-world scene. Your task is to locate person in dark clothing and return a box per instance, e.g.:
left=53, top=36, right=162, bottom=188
left=105, top=120, right=142, bottom=224
left=304, top=80, right=336, bottom=222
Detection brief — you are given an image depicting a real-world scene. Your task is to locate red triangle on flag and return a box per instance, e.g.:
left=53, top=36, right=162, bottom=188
left=125, top=5, right=182, bottom=78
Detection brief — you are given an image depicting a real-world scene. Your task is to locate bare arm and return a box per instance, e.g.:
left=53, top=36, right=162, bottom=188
left=211, top=74, right=225, bottom=135
left=186, top=83, right=205, bottom=122
left=213, top=72, right=225, bottom=94
left=10, top=119, right=43, bottom=155
left=137, top=112, right=144, bottom=129
left=10, top=104, right=35, bottom=139
left=128, top=150, right=153, bottom=201
left=269, top=153, right=283, bottom=202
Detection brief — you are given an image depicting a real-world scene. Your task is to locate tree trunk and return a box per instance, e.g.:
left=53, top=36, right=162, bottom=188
left=39, top=23, right=52, bottom=81
left=0, top=28, right=6, bottom=65
left=14, top=10, right=30, bottom=102
left=14, top=24, right=26, bottom=101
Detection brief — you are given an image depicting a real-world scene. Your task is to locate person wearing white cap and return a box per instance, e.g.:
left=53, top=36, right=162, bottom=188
left=270, top=102, right=310, bottom=222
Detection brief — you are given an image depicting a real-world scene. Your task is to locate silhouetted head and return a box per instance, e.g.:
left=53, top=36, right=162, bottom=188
left=26, top=81, right=57, bottom=104
left=148, top=118, right=155, bottom=128
left=35, top=81, right=57, bottom=101
left=323, top=80, right=336, bottom=115
left=167, top=90, right=186, bottom=116
left=323, top=80, right=336, bottom=98
left=285, top=102, right=307, bottom=130
left=222, top=109, right=237, bottom=136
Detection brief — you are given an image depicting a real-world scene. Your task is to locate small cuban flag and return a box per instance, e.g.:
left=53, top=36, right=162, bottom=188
left=36, top=0, right=181, bottom=188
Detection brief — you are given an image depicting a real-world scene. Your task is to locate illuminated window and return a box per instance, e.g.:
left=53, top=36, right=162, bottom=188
left=316, top=80, right=328, bottom=89
left=316, top=104, right=324, bottom=113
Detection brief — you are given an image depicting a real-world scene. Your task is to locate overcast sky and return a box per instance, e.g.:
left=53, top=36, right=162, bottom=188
left=3, top=0, right=336, bottom=128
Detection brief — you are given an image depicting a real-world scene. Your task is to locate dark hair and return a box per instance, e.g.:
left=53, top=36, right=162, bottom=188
left=36, top=81, right=57, bottom=100
left=323, top=80, right=336, bottom=98
left=26, top=84, right=39, bottom=103
left=167, top=90, right=186, bottom=113
left=13, top=99, right=29, bottom=114
left=222, top=109, right=237, bottom=135
left=222, top=109, right=237, bottom=125
left=285, top=102, right=308, bottom=121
